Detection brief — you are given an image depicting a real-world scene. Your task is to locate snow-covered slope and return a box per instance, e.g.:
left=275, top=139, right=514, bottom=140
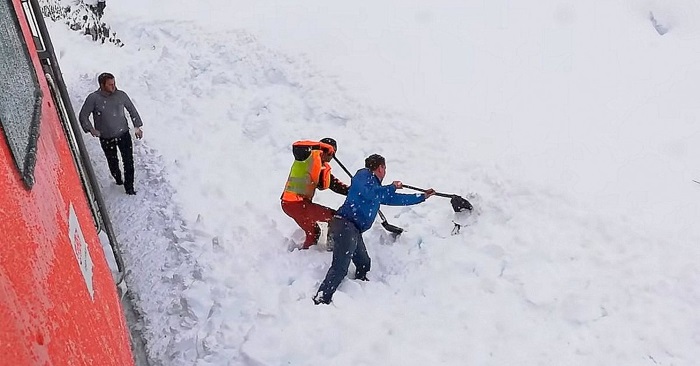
left=47, top=0, right=700, bottom=365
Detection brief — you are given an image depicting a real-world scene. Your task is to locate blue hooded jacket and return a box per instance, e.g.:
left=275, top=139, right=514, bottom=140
left=336, top=168, right=425, bottom=233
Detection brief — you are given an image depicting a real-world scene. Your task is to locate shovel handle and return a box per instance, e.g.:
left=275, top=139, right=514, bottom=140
left=402, top=184, right=454, bottom=199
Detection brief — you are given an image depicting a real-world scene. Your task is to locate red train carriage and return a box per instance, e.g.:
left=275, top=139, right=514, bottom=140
left=0, top=0, right=134, bottom=364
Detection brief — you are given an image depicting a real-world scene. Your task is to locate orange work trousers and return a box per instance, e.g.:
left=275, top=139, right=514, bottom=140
left=281, top=200, right=335, bottom=249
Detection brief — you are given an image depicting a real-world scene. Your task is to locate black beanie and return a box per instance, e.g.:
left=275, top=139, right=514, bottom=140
left=320, top=137, right=337, bottom=152
left=364, top=154, right=385, bottom=171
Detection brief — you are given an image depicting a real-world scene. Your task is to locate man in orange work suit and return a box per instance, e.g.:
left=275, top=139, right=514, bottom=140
left=281, top=138, right=349, bottom=249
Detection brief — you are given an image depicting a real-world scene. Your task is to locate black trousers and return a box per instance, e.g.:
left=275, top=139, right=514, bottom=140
left=99, top=131, right=134, bottom=190
left=315, top=217, right=370, bottom=303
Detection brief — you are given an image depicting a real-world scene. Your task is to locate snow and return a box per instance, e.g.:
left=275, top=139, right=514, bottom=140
left=45, top=0, right=700, bottom=365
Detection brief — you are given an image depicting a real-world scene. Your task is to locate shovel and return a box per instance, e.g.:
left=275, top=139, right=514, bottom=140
left=333, top=156, right=404, bottom=236
left=403, top=184, right=473, bottom=212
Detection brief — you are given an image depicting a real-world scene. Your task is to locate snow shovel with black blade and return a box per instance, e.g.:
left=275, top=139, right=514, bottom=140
left=403, top=184, right=473, bottom=212
left=333, top=156, right=405, bottom=236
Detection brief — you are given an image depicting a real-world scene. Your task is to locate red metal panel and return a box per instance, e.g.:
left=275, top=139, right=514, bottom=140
left=0, top=0, right=134, bottom=364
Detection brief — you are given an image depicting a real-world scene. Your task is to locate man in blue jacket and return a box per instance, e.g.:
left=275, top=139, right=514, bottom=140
left=313, top=154, right=435, bottom=305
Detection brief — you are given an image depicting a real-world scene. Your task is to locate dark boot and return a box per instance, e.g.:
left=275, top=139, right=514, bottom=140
left=355, top=272, right=369, bottom=281
left=313, top=294, right=331, bottom=305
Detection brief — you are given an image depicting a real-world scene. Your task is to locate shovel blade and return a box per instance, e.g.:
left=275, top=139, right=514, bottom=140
left=450, top=195, right=473, bottom=212
left=381, top=221, right=404, bottom=237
